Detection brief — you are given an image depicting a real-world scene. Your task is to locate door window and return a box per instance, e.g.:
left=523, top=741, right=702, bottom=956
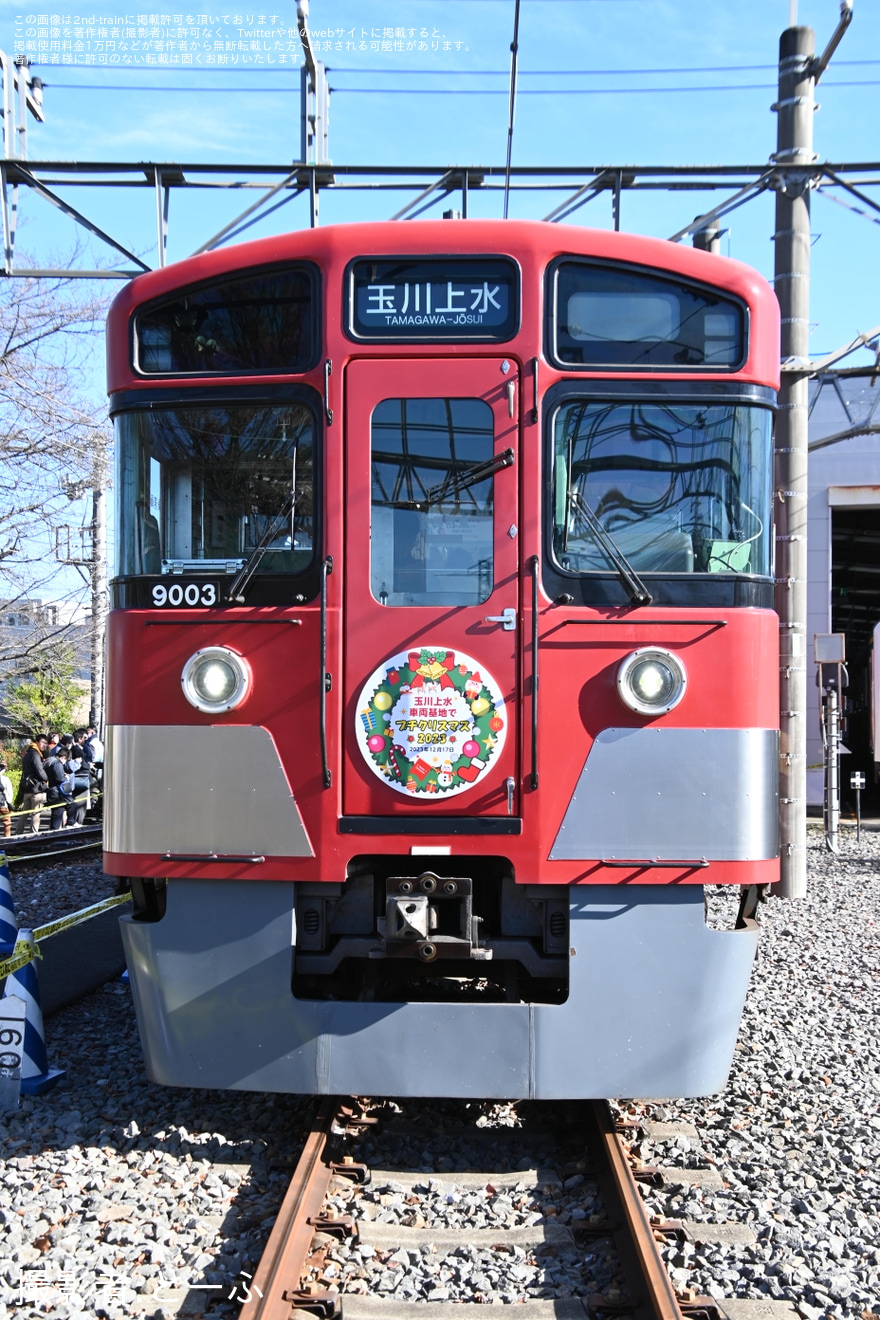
left=370, top=397, right=495, bottom=606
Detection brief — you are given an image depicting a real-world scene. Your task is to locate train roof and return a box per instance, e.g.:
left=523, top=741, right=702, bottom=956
left=108, top=217, right=777, bottom=317
left=106, top=218, right=779, bottom=394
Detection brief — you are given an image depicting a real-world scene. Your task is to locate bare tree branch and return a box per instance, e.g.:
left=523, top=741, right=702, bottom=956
left=0, top=260, right=112, bottom=686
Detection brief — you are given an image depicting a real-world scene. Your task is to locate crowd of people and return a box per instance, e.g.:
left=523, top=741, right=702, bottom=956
left=6, top=727, right=104, bottom=836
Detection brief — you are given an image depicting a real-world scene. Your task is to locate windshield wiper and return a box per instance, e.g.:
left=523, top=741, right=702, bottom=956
left=226, top=489, right=297, bottom=603
left=569, top=491, right=653, bottom=607
left=392, top=447, right=515, bottom=511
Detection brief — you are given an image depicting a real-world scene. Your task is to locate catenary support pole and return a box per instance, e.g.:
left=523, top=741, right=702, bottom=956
left=823, top=684, right=840, bottom=856
left=691, top=215, right=721, bottom=253
left=90, top=478, right=107, bottom=733
left=503, top=0, right=522, bottom=220
left=772, top=23, right=814, bottom=899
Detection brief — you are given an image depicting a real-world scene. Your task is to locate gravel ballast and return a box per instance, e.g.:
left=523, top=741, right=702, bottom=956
left=1, top=824, right=879, bottom=1319
left=638, top=825, right=880, bottom=1320
left=4, top=853, right=115, bottom=927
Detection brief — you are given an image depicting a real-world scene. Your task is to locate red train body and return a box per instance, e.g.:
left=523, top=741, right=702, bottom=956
left=105, top=220, right=780, bottom=1098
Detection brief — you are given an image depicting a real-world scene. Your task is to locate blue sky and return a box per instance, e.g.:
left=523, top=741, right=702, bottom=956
left=2, top=0, right=879, bottom=364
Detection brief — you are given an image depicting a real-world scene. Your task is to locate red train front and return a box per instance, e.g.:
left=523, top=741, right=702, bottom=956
left=104, top=219, right=780, bottom=1098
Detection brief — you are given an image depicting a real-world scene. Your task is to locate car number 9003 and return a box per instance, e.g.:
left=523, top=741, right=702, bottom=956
left=152, top=582, right=218, bottom=607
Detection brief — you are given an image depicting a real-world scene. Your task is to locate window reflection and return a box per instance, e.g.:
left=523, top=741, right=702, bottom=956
left=371, top=398, right=495, bottom=606
left=551, top=402, right=772, bottom=577
left=115, top=403, right=315, bottom=577
left=554, top=263, right=744, bottom=368
left=136, top=269, right=314, bottom=375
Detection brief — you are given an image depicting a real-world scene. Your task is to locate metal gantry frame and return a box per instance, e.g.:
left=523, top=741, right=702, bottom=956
left=1, top=157, right=880, bottom=280
left=0, top=51, right=43, bottom=159
left=1, top=149, right=878, bottom=897
left=2, top=6, right=878, bottom=897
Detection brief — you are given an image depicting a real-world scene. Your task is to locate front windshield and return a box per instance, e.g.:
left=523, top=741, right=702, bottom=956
left=551, top=401, right=773, bottom=579
left=115, top=402, right=315, bottom=577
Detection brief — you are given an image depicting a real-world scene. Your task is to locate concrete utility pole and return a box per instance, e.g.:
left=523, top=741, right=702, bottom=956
left=772, top=23, right=815, bottom=899
left=89, top=482, right=106, bottom=732
left=772, top=2, right=852, bottom=899
left=56, top=459, right=108, bottom=732
left=691, top=216, right=721, bottom=254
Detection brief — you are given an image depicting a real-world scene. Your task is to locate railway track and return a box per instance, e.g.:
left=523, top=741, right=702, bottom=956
left=3, top=823, right=103, bottom=866
left=242, top=1098, right=729, bottom=1320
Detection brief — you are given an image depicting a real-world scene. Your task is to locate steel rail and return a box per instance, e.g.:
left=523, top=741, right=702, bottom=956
left=244, top=1097, right=700, bottom=1320
left=587, top=1100, right=685, bottom=1320
left=3, top=824, right=104, bottom=865
left=247, top=1096, right=345, bottom=1320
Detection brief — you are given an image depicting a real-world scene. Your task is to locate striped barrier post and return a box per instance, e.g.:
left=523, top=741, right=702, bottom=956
left=0, top=852, right=17, bottom=949
left=0, top=854, right=65, bottom=1096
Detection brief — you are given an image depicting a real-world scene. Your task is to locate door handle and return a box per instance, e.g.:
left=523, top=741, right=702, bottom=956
left=484, top=606, right=516, bottom=631
left=323, top=359, right=333, bottom=425
left=506, top=379, right=515, bottom=417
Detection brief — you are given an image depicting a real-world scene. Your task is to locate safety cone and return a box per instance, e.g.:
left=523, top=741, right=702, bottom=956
left=0, top=851, right=17, bottom=948
left=1, top=850, right=20, bottom=999
left=0, top=855, right=64, bottom=1095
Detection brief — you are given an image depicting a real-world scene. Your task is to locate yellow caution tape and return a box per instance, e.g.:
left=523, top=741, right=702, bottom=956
left=0, top=892, right=131, bottom=981
left=1, top=789, right=104, bottom=859
left=34, top=892, right=133, bottom=942
left=2, top=788, right=102, bottom=827
left=0, top=930, right=40, bottom=980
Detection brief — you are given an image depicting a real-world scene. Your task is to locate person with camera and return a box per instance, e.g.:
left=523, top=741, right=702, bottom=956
left=0, top=758, right=13, bottom=837
left=20, top=734, right=49, bottom=833
left=43, top=744, right=74, bottom=831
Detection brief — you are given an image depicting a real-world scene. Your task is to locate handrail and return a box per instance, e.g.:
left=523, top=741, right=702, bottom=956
left=560, top=616, right=728, bottom=627
left=601, top=858, right=709, bottom=869
left=323, top=358, right=333, bottom=424
left=320, top=556, right=333, bottom=788
left=530, top=554, right=539, bottom=791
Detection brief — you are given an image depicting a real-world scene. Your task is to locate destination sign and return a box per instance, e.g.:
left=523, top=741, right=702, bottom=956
left=349, top=257, right=518, bottom=341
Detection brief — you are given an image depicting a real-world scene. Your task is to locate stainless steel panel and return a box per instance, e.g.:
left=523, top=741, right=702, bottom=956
left=121, top=878, right=758, bottom=1099
left=550, top=727, right=779, bottom=861
left=121, top=879, right=530, bottom=1097
left=105, top=724, right=313, bottom=857
left=533, top=887, right=758, bottom=1098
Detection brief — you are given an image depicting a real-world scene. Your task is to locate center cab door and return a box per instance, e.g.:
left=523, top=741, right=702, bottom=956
left=342, top=357, right=521, bottom=824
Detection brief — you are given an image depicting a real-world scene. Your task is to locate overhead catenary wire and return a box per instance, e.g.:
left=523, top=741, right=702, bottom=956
left=39, top=54, right=880, bottom=95
left=41, top=79, right=880, bottom=94
left=330, top=81, right=880, bottom=94
left=329, top=59, right=880, bottom=74
left=36, top=57, right=880, bottom=75
left=818, top=186, right=880, bottom=227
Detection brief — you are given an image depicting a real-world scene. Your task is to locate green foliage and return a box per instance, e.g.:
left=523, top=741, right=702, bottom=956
left=0, top=744, right=21, bottom=797
left=3, top=645, right=83, bottom=737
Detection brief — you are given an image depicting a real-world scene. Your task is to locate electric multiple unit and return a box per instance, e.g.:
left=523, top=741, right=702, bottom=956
left=105, top=219, right=780, bottom=1098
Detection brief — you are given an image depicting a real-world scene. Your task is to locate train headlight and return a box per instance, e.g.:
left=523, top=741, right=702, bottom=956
left=181, top=647, right=251, bottom=713
left=616, top=648, right=687, bottom=717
